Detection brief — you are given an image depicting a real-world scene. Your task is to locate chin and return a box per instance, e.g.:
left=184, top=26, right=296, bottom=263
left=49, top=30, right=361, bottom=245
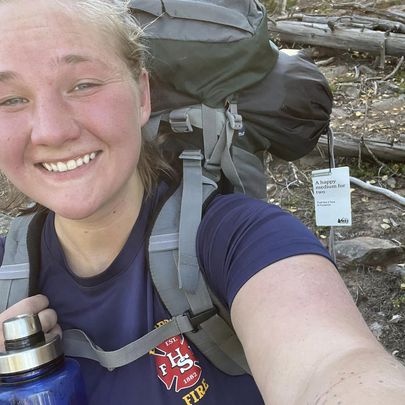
left=41, top=200, right=102, bottom=221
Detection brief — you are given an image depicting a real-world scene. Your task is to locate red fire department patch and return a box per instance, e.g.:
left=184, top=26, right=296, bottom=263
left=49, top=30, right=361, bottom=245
left=152, top=334, right=202, bottom=392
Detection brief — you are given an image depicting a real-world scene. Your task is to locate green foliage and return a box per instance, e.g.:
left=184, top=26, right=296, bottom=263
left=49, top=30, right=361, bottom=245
left=328, top=81, right=338, bottom=94
left=261, top=0, right=297, bottom=14
left=347, top=160, right=405, bottom=179
left=392, top=295, right=405, bottom=309
left=261, top=0, right=278, bottom=13
left=393, top=69, right=405, bottom=91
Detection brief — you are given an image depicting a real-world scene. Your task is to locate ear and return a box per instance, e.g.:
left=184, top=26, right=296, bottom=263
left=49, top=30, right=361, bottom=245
left=138, top=69, right=151, bottom=127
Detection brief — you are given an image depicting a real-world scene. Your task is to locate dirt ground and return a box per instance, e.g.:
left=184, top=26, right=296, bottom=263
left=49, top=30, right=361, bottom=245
left=265, top=0, right=405, bottom=362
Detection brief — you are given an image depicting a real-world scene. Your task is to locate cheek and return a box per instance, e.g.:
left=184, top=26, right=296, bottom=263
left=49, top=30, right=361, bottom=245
left=75, top=87, right=142, bottom=147
left=0, top=116, right=28, bottom=175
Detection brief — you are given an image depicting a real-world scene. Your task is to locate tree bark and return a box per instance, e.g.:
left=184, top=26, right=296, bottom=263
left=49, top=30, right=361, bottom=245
left=268, top=20, right=405, bottom=56
left=317, top=132, right=405, bottom=162
left=331, top=3, right=405, bottom=25
left=280, top=14, right=405, bottom=34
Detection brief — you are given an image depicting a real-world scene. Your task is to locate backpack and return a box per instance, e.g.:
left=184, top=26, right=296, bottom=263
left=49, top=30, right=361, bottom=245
left=132, top=0, right=332, bottom=199
left=0, top=0, right=332, bottom=374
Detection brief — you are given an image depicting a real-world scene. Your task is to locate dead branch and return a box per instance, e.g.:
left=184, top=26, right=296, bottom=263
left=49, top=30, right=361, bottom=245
left=268, top=20, right=405, bottom=56
left=332, top=3, right=405, bottom=25
left=317, top=132, right=405, bottom=162
left=382, top=56, right=405, bottom=81
left=316, top=56, right=336, bottom=66
left=350, top=176, right=405, bottom=206
left=279, top=14, right=405, bottom=34
left=280, top=0, right=287, bottom=15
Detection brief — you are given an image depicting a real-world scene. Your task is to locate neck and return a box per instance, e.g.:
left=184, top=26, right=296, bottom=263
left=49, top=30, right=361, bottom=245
left=54, top=179, right=145, bottom=278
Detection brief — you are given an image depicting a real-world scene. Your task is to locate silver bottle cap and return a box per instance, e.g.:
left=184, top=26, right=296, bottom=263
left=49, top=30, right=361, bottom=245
left=3, top=313, right=42, bottom=341
left=0, top=313, right=63, bottom=375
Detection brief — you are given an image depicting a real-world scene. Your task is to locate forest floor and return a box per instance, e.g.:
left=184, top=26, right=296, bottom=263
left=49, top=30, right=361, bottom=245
left=265, top=0, right=405, bottom=361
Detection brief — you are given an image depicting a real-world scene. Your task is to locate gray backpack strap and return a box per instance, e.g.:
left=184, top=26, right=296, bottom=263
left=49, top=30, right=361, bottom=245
left=0, top=215, right=33, bottom=312
left=178, top=150, right=204, bottom=293
left=221, top=101, right=245, bottom=193
left=149, top=154, right=251, bottom=375
left=162, top=104, right=245, bottom=193
left=63, top=314, right=195, bottom=370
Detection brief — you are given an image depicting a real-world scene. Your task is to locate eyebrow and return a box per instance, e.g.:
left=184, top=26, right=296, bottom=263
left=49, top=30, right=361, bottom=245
left=59, top=54, right=93, bottom=65
left=57, top=54, right=110, bottom=70
left=0, top=71, right=19, bottom=83
left=0, top=54, right=107, bottom=83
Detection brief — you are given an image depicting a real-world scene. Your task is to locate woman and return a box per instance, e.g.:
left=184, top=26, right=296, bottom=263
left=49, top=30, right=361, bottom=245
left=1, top=0, right=405, bottom=404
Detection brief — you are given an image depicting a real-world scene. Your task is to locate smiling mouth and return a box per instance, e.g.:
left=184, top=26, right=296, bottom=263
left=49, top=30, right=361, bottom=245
left=41, top=152, right=97, bottom=173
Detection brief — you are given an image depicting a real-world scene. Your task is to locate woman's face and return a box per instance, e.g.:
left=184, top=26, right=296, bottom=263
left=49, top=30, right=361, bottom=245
left=0, top=0, right=150, bottom=220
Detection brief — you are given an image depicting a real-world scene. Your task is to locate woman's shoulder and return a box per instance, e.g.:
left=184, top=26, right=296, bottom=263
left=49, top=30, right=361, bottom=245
left=202, top=192, right=288, bottom=227
left=196, top=192, right=332, bottom=308
left=199, top=192, right=323, bottom=251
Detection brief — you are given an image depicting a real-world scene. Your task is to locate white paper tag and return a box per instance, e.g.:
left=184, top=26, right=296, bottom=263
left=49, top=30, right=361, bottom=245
left=311, top=167, right=352, bottom=226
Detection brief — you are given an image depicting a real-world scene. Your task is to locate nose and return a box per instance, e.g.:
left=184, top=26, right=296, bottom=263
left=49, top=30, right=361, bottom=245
left=30, top=94, right=80, bottom=146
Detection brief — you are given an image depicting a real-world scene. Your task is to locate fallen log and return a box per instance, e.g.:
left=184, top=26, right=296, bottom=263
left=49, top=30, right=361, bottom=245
left=268, top=20, right=405, bottom=56
left=279, top=14, right=405, bottom=34
left=331, top=3, right=405, bottom=25
left=316, top=132, right=405, bottom=162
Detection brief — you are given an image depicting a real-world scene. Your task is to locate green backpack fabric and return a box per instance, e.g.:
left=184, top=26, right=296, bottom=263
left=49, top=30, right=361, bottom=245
left=130, top=0, right=332, bottom=200
left=129, top=0, right=278, bottom=108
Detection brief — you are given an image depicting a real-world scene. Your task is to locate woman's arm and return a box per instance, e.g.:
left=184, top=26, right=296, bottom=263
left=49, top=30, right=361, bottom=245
left=231, top=254, right=405, bottom=405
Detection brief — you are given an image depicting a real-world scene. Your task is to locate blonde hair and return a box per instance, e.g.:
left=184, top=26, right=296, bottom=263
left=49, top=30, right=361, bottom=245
left=0, top=0, right=174, bottom=211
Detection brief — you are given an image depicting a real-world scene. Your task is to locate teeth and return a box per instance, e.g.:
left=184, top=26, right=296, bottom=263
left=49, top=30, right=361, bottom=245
left=57, top=162, right=67, bottom=172
left=42, top=152, right=97, bottom=173
left=66, top=160, right=76, bottom=170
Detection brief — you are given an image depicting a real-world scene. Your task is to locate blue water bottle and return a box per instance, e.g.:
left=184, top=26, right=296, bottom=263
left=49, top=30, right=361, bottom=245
left=0, top=313, right=88, bottom=404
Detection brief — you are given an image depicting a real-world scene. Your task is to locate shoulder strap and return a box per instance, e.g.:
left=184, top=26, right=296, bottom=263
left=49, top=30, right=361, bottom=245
left=0, top=214, right=33, bottom=312
left=149, top=150, right=251, bottom=375
left=0, top=210, right=49, bottom=312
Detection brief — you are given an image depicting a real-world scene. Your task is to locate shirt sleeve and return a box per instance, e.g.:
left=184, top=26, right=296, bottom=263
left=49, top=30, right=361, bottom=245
left=197, top=193, right=334, bottom=309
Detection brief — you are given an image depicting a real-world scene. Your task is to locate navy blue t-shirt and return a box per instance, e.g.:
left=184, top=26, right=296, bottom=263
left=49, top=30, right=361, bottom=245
left=0, top=186, right=332, bottom=404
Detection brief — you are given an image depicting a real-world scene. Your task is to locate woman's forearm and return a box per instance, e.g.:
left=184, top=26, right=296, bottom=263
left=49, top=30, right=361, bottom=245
left=298, top=348, right=405, bottom=405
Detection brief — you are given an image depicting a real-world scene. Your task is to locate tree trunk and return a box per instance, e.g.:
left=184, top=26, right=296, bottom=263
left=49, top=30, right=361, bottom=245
left=268, top=20, right=405, bottom=56
left=282, top=14, right=405, bottom=34
left=317, top=132, right=405, bottom=162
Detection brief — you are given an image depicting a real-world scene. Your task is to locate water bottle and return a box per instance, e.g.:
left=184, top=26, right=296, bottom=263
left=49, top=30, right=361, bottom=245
left=0, top=313, right=88, bottom=404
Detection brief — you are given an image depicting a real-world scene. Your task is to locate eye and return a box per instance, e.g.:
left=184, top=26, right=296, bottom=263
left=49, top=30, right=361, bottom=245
left=72, top=82, right=101, bottom=92
left=0, top=97, right=29, bottom=107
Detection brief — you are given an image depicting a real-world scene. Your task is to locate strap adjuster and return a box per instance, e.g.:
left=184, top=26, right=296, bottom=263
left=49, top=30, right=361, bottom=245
left=169, top=110, right=193, bottom=133
left=185, top=306, right=218, bottom=332
left=179, top=150, right=203, bottom=162
left=226, top=104, right=243, bottom=131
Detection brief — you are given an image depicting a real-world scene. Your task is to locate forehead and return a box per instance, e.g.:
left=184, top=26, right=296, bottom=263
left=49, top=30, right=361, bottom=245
left=0, top=0, right=117, bottom=61
left=1, top=0, right=81, bottom=29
